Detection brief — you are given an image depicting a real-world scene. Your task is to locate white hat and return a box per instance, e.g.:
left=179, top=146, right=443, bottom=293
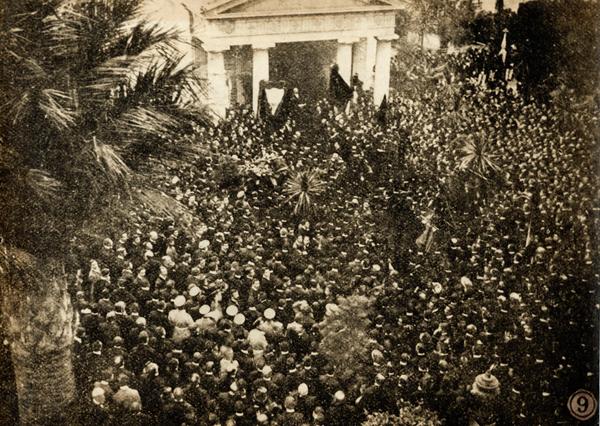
left=226, top=305, right=238, bottom=316
left=298, top=383, right=308, bottom=396
left=199, top=305, right=211, bottom=315
left=149, top=231, right=158, bottom=242
left=263, top=308, right=275, bottom=320
left=256, top=413, right=268, bottom=423
left=92, top=387, right=105, bottom=398
left=233, top=313, right=245, bottom=325
left=174, top=295, right=186, bottom=308
left=334, top=390, right=345, bottom=401
left=189, top=286, right=200, bottom=297
left=135, top=317, right=146, bottom=326
left=460, top=276, right=473, bottom=287
left=198, top=240, right=210, bottom=250
left=102, top=238, right=113, bottom=250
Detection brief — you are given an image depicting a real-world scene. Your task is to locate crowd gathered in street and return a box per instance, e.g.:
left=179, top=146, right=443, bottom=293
left=68, top=48, right=599, bottom=425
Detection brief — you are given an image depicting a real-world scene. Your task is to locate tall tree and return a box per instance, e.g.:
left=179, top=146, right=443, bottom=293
left=0, top=1, right=208, bottom=423
left=409, top=0, right=476, bottom=49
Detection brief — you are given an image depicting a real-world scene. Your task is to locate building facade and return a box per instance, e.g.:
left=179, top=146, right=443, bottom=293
left=143, top=0, right=405, bottom=118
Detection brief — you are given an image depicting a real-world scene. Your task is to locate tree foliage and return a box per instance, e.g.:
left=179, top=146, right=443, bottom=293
left=318, top=295, right=375, bottom=379
left=408, top=0, right=477, bottom=47
left=284, top=168, right=325, bottom=217
left=465, top=0, right=600, bottom=96
left=0, top=0, right=209, bottom=261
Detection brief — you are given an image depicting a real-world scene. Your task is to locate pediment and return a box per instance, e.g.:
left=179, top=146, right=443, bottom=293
left=202, top=0, right=405, bottom=18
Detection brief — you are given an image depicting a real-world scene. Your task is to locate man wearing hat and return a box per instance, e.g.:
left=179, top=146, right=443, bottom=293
left=466, top=369, right=509, bottom=426
left=161, top=387, right=196, bottom=426
left=357, top=373, right=393, bottom=414
left=82, top=340, right=108, bottom=388
left=295, top=382, right=317, bottom=420
left=328, top=390, right=356, bottom=426
left=275, top=395, right=306, bottom=426
left=129, top=330, right=156, bottom=374
left=168, top=295, right=194, bottom=344
left=138, top=362, right=164, bottom=420
left=112, top=373, right=142, bottom=412
left=258, top=308, right=284, bottom=339
left=99, top=311, right=121, bottom=346
left=82, top=386, right=112, bottom=425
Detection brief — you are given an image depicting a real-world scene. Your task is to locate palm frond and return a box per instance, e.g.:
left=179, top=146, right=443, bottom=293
left=26, top=168, right=63, bottom=202
left=108, top=21, right=179, bottom=58
left=458, top=134, right=500, bottom=177
left=135, top=188, right=194, bottom=228
left=115, top=105, right=177, bottom=136
left=284, top=169, right=326, bottom=216
left=38, top=89, right=76, bottom=130
left=85, top=55, right=138, bottom=91
left=2, top=91, right=31, bottom=126
left=92, top=137, right=131, bottom=182
left=114, top=53, right=205, bottom=108
left=41, top=8, right=80, bottom=53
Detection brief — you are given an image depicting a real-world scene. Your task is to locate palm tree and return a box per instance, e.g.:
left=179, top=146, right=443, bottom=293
left=0, top=1, right=208, bottom=423
left=458, top=133, right=500, bottom=179
left=283, top=169, right=326, bottom=217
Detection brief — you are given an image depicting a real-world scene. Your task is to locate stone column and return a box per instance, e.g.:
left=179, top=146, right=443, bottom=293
left=252, top=42, right=274, bottom=115
left=364, top=36, right=378, bottom=90
left=233, top=48, right=246, bottom=105
left=373, top=35, right=397, bottom=106
left=336, top=38, right=356, bottom=84
left=352, top=38, right=366, bottom=87
left=205, top=42, right=230, bottom=119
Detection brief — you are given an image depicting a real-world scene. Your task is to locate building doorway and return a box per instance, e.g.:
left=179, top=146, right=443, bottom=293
left=270, top=40, right=336, bottom=101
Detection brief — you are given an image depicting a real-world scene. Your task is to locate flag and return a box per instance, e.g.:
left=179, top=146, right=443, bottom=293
left=274, top=87, right=293, bottom=117
left=525, top=217, right=532, bottom=247
left=257, top=87, right=271, bottom=120
left=265, top=87, right=285, bottom=115
left=375, top=95, right=388, bottom=126
left=416, top=224, right=437, bottom=252
left=271, top=87, right=293, bottom=128
left=329, top=64, right=354, bottom=107
left=499, top=29, right=508, bottom=64
left=416, top=212, right=437, bottom=252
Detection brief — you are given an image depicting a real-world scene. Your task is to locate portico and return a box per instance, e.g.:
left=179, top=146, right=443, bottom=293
left=189, top=0, right=404, bottom=117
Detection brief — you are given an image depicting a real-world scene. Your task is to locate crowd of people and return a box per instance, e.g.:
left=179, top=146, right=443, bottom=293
left=67, top=46, right=598, bottom=425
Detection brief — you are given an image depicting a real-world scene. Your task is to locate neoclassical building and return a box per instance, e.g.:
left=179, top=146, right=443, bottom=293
left=143, top=0, right=405, bottom=117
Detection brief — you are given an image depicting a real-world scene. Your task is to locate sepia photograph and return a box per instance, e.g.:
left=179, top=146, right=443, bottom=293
left=0, top=0, right=598, bottom=424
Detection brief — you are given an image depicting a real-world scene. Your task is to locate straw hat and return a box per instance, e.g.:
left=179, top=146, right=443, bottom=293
left=298, top=383, right=308, bottom=396
left=471, top=371, right=500, bottom=397
left=233, top=313, right=245, bottom=325
left=174, top=296, right=186, bottom=308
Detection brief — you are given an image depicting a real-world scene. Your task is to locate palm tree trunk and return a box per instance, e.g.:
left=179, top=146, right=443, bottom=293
left=0, top=248, right=76, bottom=425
